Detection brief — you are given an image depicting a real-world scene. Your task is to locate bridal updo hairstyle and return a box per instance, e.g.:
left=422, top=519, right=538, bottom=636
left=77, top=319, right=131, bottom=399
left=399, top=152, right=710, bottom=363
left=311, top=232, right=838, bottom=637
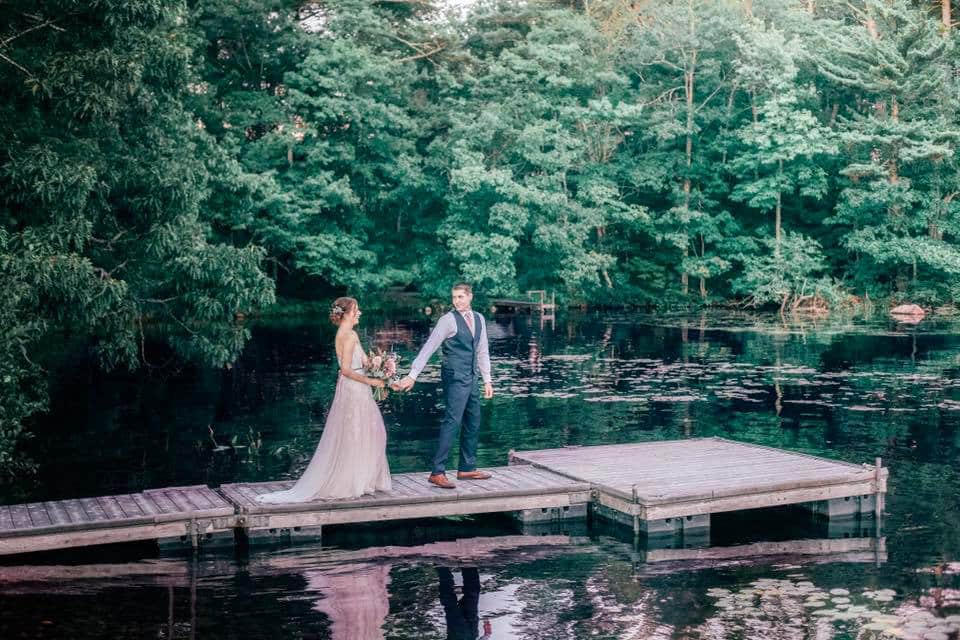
left=329, top=297, right=357, bottom=326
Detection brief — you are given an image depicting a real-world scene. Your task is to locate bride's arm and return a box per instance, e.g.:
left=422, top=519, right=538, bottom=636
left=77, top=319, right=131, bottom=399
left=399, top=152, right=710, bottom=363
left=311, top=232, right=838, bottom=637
left=339, top=335, right=385, bottom=388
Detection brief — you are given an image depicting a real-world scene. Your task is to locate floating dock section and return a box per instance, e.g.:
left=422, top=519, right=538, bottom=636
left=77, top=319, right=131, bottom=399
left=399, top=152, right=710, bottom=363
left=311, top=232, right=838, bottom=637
left=219, top=465, right=591, bottom=545
left=510, top=437, right=887, bottom=535
left=0, top=486, right=234, bottom=556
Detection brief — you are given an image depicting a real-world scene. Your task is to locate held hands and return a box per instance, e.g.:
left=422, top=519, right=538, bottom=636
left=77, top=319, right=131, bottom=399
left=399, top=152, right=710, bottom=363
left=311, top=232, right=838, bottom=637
left=386, top=376, right=492, bottom=398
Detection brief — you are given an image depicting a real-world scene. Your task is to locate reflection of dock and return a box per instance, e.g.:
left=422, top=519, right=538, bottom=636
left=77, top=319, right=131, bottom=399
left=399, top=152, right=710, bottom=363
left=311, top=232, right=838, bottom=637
left=0, top=534, right=582, bottom=639
left=0, top=534, right=580, bottom=591
left=639, top=536, right=886, bottom=565
left=0, top=437, right=887, bottom=557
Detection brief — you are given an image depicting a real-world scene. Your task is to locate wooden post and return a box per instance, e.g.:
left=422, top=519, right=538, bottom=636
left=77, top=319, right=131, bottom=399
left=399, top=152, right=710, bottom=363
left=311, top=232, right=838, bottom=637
left=190, top=553, right=197, bottom=640
left=167, top=585, right=174, bottom=636
left=874, top=457, right=883, bottom=533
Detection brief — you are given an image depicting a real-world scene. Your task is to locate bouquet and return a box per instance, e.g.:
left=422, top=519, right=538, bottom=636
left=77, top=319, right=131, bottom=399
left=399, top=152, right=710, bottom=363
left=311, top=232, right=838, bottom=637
left=367, top=348, right=400, bottom=401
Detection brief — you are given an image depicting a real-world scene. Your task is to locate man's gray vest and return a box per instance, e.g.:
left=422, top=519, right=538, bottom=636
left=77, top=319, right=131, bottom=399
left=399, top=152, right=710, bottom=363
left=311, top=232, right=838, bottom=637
left=440, top=311, right=480, bottom=381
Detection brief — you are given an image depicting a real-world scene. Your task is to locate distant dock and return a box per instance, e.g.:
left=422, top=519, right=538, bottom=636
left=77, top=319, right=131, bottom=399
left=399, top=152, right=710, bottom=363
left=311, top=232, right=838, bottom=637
left=490, top=290, right=556, bottom=317
left=0, top=437, right=886, bottom=557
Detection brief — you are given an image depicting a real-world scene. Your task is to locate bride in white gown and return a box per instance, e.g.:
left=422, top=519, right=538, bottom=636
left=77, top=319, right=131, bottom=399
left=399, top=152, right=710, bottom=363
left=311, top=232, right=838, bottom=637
left=258, top=297, right=393, bottom=503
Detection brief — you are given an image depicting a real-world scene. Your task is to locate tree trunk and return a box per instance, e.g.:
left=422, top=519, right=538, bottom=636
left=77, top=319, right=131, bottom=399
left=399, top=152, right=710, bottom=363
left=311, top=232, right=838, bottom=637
left=889, top=95, right=899, bottom=192
left=699, top=233, right=707, bottom=299
left=681, top=49, right=697, bottom=298
left=944, top=0, right=952, bottom=30
left=721, top=83, right=738, bottom=164
left=805, top=0, right=815, bottom=15
left=775, top=159, right=783, bottom=258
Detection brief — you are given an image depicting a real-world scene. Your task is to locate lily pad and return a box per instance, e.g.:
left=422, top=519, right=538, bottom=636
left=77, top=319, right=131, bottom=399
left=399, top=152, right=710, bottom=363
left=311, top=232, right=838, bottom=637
left=864, top=622, right=893, bottom=631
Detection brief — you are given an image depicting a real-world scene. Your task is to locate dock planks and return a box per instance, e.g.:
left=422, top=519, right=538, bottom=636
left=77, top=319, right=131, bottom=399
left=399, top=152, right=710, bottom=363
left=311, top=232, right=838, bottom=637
left=510, top=437, right=887, bottom=523
left=221, top=465, right=593, bottom=535
left=0, top=486, right=235, bottom=556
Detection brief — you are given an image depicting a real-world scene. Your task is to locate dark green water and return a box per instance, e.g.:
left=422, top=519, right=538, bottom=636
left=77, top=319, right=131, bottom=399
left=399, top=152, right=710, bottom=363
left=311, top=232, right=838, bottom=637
left=1, top=312, right=958, bottom=639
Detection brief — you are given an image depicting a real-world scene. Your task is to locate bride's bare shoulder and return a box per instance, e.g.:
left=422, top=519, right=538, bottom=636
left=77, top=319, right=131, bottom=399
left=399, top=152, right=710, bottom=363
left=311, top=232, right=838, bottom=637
left=335, top=328, right=360, bottom=347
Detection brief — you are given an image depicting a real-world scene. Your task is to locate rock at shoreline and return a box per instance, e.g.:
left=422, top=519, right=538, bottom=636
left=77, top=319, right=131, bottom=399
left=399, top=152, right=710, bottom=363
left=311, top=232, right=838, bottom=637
left=890, top=304, right=925, bottom=323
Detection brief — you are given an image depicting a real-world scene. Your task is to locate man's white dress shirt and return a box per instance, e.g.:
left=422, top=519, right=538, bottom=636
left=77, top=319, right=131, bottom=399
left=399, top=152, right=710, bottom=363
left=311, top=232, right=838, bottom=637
left=408, top=310, right=491, bottom=384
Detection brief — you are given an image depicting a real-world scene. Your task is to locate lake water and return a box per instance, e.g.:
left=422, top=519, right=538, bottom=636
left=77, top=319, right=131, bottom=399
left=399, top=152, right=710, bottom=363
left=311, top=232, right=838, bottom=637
left=1, top=311, right=958, bottom=639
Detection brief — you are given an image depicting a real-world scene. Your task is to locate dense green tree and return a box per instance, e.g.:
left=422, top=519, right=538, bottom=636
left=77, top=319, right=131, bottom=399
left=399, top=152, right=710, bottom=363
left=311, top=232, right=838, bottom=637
left=727, top=21, right=837, bottom=307
left=432, top=7, right=648, bottom=300
left=0, top=0, right=274, bottom=474
left=620, top=0, right=742, bottom=301
left=815, top=0, right=960, bottom=299
left=187, top=0, right=309, bottom=286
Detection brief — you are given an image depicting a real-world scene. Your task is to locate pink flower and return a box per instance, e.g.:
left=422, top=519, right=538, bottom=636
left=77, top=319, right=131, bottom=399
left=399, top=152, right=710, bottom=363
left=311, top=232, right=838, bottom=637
left=371, top=355, right=383, bottom=370
left=385, top=359, right=397, bottom=377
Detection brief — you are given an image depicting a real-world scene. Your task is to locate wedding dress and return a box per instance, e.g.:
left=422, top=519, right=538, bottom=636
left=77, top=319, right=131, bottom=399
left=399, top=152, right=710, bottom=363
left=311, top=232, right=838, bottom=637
left=257, top=342, right=392, bottom=503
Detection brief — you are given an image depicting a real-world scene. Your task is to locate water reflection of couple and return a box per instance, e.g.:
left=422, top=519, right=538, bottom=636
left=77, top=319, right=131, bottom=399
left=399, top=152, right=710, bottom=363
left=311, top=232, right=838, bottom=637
left=437, top=567, right=492, bottom=640
left=306, top=563, right=490, bottom=640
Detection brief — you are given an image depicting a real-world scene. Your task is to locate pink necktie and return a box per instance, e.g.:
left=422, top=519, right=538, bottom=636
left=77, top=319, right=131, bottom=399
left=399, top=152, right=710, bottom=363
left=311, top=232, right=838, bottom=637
left=464, top=312, right=474, bottom=334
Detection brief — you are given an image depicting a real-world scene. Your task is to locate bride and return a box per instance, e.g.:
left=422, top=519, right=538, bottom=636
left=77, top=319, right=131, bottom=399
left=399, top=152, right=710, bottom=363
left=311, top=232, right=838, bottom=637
left=258, top=297, right=393, bottom=503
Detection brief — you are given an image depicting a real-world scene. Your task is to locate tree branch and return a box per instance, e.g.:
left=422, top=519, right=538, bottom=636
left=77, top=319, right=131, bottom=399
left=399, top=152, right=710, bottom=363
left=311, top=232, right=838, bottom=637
left=395, top=45, right=444, bottom=64
left=696, top=81, right=725, bottom=113
left=1, top=16, right=68, bottom=47
left=0, top=51, right=32, bottom=77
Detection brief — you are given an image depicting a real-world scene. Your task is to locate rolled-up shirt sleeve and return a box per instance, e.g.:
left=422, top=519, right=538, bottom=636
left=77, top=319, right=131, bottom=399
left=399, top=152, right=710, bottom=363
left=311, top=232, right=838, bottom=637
left=407, top=314, right=456, bottom=381
left=477, top=314, right=492, bottom=384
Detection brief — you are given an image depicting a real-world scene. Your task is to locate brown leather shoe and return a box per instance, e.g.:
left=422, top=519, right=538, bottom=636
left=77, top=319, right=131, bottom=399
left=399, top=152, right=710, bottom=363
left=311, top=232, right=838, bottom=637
left=428, top=473, right=456, bottom=489
left=456, top=470, right=492, bottom=480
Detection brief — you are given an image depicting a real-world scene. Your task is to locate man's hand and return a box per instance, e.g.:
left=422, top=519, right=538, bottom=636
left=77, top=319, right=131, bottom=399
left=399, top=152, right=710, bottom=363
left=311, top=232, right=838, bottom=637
left=483, top=382, right=494, bottom=399
left=397, top=376, right=415, bottom=392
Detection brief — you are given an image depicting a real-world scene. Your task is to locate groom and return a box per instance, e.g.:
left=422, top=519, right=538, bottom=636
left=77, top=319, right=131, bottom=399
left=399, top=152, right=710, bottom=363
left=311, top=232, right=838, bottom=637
left=398, top=282, right=494, bottom=489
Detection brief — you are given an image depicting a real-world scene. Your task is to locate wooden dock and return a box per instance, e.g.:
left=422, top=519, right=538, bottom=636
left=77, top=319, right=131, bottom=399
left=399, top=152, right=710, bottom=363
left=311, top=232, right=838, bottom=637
left=0, top=486, right=235, bottom=556
left=220, top=465, right=592, bottom=543
left=510, top=437, right=887, bottom=534
left=0, top=437, right=887, bottom=557
left=491, top=290, right=556, bottom=316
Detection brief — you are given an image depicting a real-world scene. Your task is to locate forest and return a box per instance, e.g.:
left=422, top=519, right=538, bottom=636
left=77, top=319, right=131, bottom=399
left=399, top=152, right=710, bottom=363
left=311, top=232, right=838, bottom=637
left=1, top=0, right=958, bottom=474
